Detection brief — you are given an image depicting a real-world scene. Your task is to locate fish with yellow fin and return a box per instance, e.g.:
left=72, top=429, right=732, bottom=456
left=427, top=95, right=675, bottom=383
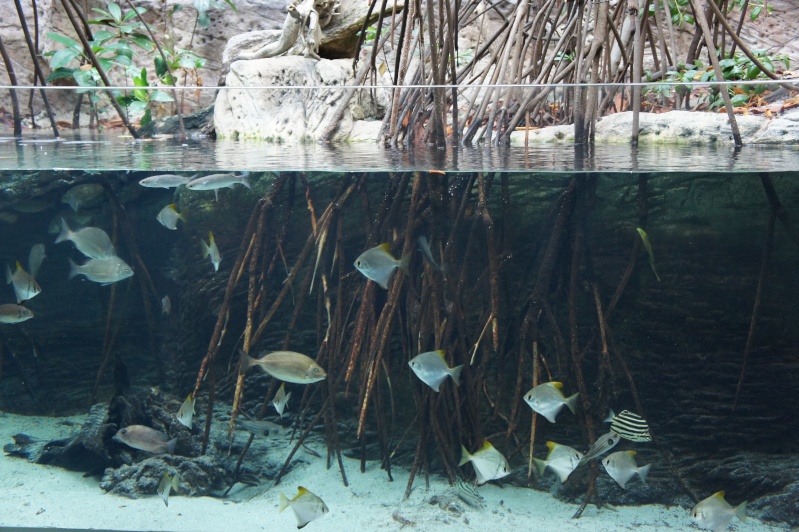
left=408, top=350, right=463, bottom=392
left=459, top=441, right=510, bottom=485
left=6, top=261, right=41, bottom=303
left=176, top=394, right=195, bottom=428
left=201, top=232, right=221, bottom=272
left=279, top=486, right=329, bottom=529
left=523, top=381, right=579, bottom=423
left=534, top=441, right=583, bottom=483
left=636, top=227, right=661, bottom=281
left=691, top=491, right=747, bottom=531
left=602, top=450, right=651, bottom=489
left=354, top=243, right=410, bottom=289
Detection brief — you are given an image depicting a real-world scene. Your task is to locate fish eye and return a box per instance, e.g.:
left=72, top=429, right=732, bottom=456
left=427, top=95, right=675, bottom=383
left=313, top=368, right=320, bottom=373
left=607, top=438, right=614, bottom=445
left=355, top=259, right=362, bottom=267
left=120, top=428, right=127, bottom=434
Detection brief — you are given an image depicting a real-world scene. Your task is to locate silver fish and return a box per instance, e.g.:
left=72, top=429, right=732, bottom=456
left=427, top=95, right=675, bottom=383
left=138, top=174, right=194, bottom=188
left=578, top=431, right=621, bottom=466
left=6, top=262, right=41, bottom=303
left=186, top=172, right=251, bottom=201
left=47, top=209, right=94, bottom=235
left=0, top=303, right=34, bottom=324
left=459, top=441, right=511, bottom=485
left=279, top=487, right=329, bottom=529
left=417, top=236, right=445, bottom=271
left=161, top=295, right=171, bottom=315
left=602, top=450, right=651, bottom=489
left=605, top=409, right=652, bottom=442
left=55, top=218, right=116, bottom=259
left=523, top=381, right=579, bottom=423
left=408, top=350, right=463, bottom=392
left=176, top=394, right=195, bottom=429
left=157, top=472, right=180, bottom=507
left=12, top=198, right=51, bottom=213
left=68, top=256, right=134, bottom=284
left=691, top=491, right=747, bottom=532
left=113, top=425, right=177, bottom=454
left=239, top=350, right=327, bottom=384
left=156, top=203, right=185, bottom=230
left=201, top=231, right=221, bottom=272
left=28, top=243, right=46, bottom=278
left=235, top=417, right=284, bottom=436
left=354, top=243, right=410, bottom=289
left=61, top=183, right=104, bottom=211
left=534, top=441, right=583, bottom=483
left=272, top=383, right=292, bottom=419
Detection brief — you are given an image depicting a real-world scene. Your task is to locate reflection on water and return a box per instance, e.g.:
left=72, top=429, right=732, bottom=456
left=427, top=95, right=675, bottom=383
left=1, top=132, right=798, bottom=173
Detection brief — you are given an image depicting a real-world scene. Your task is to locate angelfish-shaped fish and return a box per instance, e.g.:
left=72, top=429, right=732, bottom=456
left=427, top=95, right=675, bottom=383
left=523, top=381, right=579, bottom=423
left=279, top=486, right=329, bottom=529
left=602, top=450, right=651, bottom=489
left=533, top=441, right=583, bottom=483
left=272, top=383, right=292, bottom=418
left=202, top=231, right=221, bottom=272
left=691, top=491, right=747, bottom=532
left=459, top=441, right=511, bottom=485
left=408, top=350, right=463, bottom=392
left=354, top=243, right=410, bottom=289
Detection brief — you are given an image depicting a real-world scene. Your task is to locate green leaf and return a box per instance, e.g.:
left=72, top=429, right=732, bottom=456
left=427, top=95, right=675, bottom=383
left=197, top=11, right=210, bottom=28
left=130, top=33, right=155, bottom=51
left=730, top=94, right=750, bottom=106
left=133, top=88, right=150, bottom=102
left=751, top=5, right=762, bottom=20
left=150, top=90, right=174, bottom=102
left=98, top=58, right=114, bottom=72
left=108, top=2, right=122, bottom=23
left=134, top=68, right=148, bottom=86
left=47, top=32, right=83, bottom=51
left=746, top=65, right=761, bottom=80
left=154, top=56, right=168, bottom=79
left=49, top=48, right=80, bottom=70
left=92, top=30, right=116, bottom=45
left=46, top=67, right=77, bottom=82
left=140, top=108, right=153, bottom=127
left=73, top=69, right=97, bottom=87
left=127, top=99, right=149, bottom=115
left=224, top=0, right=237, bottom=12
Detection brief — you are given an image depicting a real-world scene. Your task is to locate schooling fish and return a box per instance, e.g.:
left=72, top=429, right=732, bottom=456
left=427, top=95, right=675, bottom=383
left=459, top=441, right=511, bottom=485
left=186, top=172, right=251, bottom=201
left=606, top=409, right=652, bottom=442
left=68, top=256, right=134, bottom=284
left=157, top=472, right=180, bottom=507
left=408, top=350, right=463, bottom=392
left=354, top=243, right=410, bottom=289
left=156, top=203, right=185, bottom=230
left=578, top=431, right=622, bottom=466
left=272, top=383, right=292, bottom=418
left=28, top=243, right=46, bottom=278
left=55, top=218, right=116, bottom=259
left=139, top=174, right=194, bottom=188
left=61, top=183, right=104, bottom=211
left=235, top=417, right=284, bottom=436
left=113, top=425, right=177, bottom=454
left=523, top=381, right=579, bottom=423
left=534, top=441, right=583, bottom=483
left=239, top=350, right=327, bottom=384
left=0, top=303, right=34, bottom=324
left=417, top=236, right=445, bottom=271
left=176, top=394, right=195, bottom=429
left=691, top=491, right=747, bottom=532
left=279, top=486, right=329, bottom=529
left=201, top=231, right=221, bottom=272
left=636, top=227, right=661, bottom=282
left=6, top=262, right=41, bottom=303
left=602, top=450, right=651, bottom=489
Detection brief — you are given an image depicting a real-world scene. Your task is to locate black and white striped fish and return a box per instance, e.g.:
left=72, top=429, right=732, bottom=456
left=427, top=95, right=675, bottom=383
left=605, top=409, right=652, bottom=442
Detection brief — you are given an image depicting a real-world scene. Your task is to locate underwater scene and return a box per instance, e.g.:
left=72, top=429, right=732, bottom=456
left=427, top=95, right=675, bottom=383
left=0, top=141, right=798, bottom=531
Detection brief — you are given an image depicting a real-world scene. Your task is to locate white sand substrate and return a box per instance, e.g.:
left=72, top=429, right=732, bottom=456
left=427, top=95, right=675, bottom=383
left=0, top=411, right=788, bottom=532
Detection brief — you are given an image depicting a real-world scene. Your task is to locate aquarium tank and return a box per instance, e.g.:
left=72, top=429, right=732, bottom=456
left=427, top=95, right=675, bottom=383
left=1, top=0, right=798, bottom=529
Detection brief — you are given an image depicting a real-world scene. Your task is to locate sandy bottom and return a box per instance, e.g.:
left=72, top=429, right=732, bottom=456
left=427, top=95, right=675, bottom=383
left=0, top=411, right=787, bottom=532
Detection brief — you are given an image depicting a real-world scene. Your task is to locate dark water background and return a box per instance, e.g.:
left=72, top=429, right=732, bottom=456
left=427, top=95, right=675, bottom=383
left=0, top=135, right=797, bottom=525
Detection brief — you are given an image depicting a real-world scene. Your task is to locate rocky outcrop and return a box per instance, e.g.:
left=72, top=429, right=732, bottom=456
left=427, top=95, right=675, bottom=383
left=511, top=108, right=799, bottom=145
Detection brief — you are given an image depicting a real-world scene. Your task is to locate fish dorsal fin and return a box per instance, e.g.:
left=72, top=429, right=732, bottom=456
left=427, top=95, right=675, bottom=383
left=15, top=261, right=23, bottom=271
left=208, top=231, right=215, bottom=243
left=712, top=491, right=726, bottom=499
left=378, top=242, right=390, bottom=252
left=545, top=441, right=557, bottom=452
left=481, top=441, right=493, bottom=452
left=168, top=203, right=177, bottom=210
left=435, top=349, right=447, bottom=360
left=627, top=450, right=637, bottom=457
left=295, top=486, right=310, bottom=498
left=551, top=381, right=563, bottom=389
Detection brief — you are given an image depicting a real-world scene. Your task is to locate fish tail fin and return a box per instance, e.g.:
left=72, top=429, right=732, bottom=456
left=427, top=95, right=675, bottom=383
left=165, top=437, right=178, bottom=455
left=201, top=240, right=210, bottom=258
left=735, top=501, right=748, bottom=523
left=603, top=409, right=616, bottom=423
left=533, top=457, right=547, bottom=477
left=67, top=258, right=79, bottom=280
left=449, top=364, right=464, bottom=387
left=637, top=463, right=652, bottom=484
left=240, top=173, right=251, bottom=189
left=278, top=492, right=290, bottom=512
left=238, top=350, right=253, bottom=374
left=458, top=445, right=472, bottom=467
left=171, top=473, right=180, bottom=492
left=398, top=253, right=411, bottom=275
left=564, top=392, right=580, bottom=415
left=55, top=217, right=73, bottom=244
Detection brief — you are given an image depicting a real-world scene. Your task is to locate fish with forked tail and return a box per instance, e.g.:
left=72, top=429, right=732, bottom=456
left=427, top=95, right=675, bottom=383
left=691, top=491, right=747, bottom=532
left=523, top=381, right=579, bottom=423
left=239, top=350, right=326, bottom=384
left=113, top=425, right=177, bottom=454
left=354, top=243, right=410, bottom=289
